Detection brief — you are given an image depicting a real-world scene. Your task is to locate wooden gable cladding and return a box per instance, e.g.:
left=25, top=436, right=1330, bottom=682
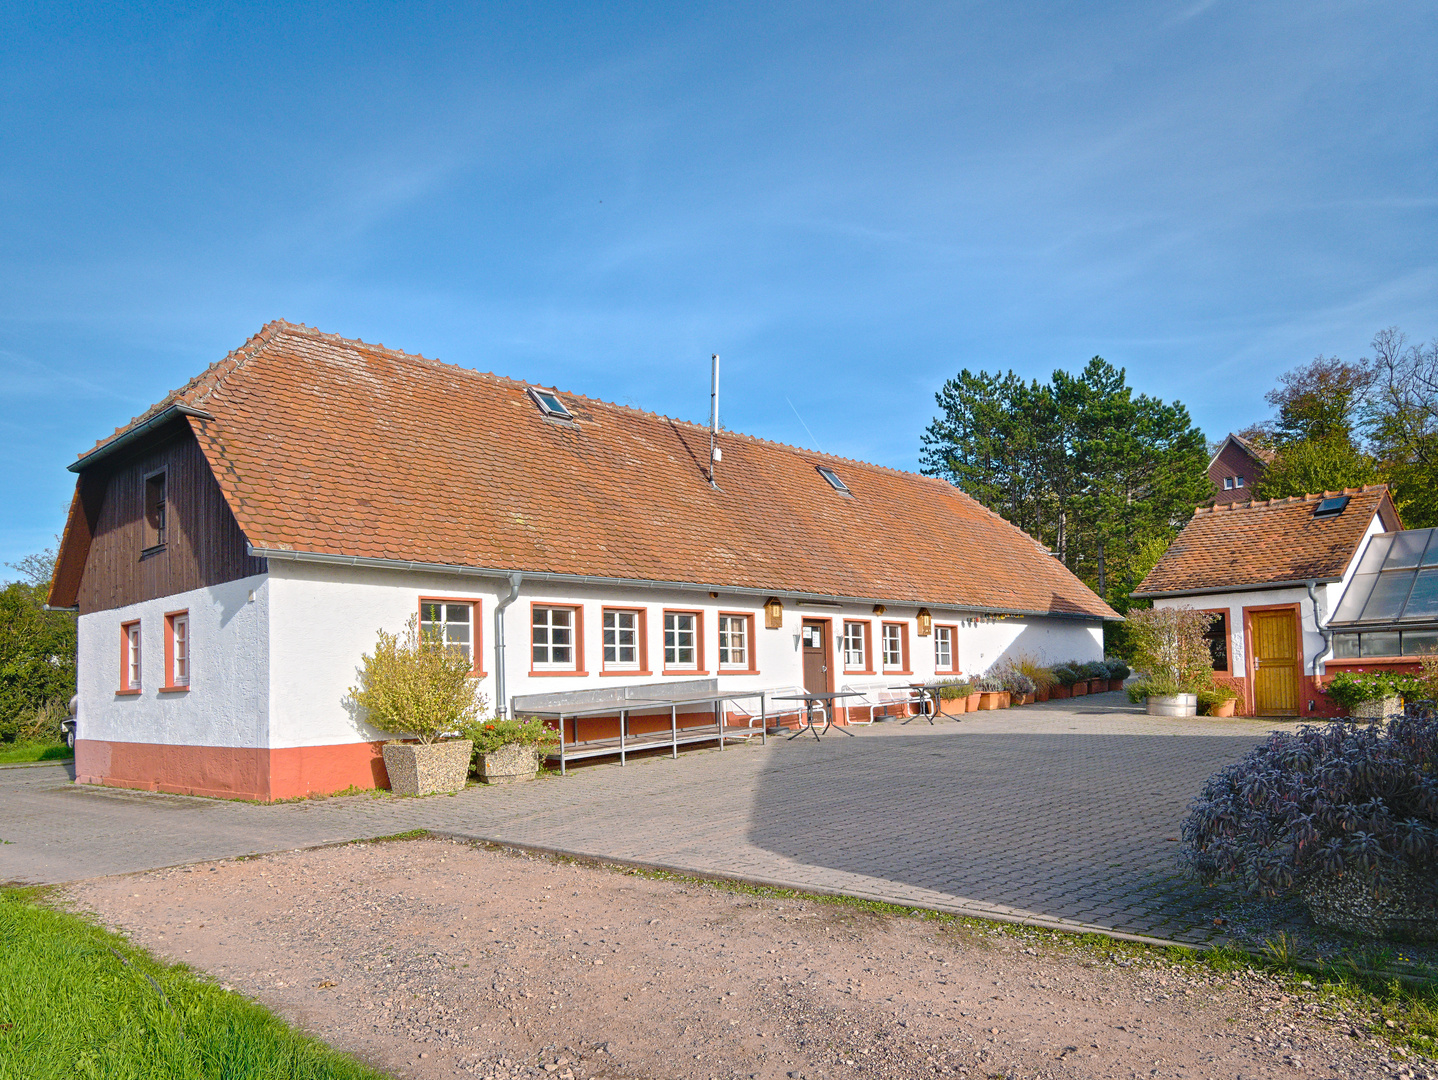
left=64, top=419, right=265, bottom=614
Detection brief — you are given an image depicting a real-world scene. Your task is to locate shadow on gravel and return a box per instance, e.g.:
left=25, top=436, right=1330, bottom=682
left=745, top=728, right=1270, bottom=941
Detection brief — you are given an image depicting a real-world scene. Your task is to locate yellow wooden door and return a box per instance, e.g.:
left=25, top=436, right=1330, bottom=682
left=1252, top=610, right=1299, bottom=716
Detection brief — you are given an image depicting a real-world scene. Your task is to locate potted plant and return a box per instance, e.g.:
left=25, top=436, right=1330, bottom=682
left=1122, top=608, right=1216, bottom=718
left=937, top=680, right=972, bottom=715
left=1323, top=671, right=1424, bottom=720
left=459, top=716, right=558, bottom=783
left=1001, top=670, right=1035, bottom=705
left=975, top=677, right=1007, bottom=710
left=1078, top=661, right=1110, bottom=694
left=1049, top=665, right=1076, bottom=699
left=1180, top=713, right=1438, bottom=939
left=1068, top=662, right=1088, bottom=697
left=349, top=615, right=482, bottom=795
left=1016, top=656, right=1055, bottom=703
left=1104, top=659, right=1130, bottom=693
left=1197, top=682, right=1238, bottom=717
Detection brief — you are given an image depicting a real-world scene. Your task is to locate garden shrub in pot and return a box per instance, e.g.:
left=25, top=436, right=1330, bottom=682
left=975, top=676, right=1007, bottom=710
left=1179, top=713, right=1438, bottom=939
left=1015, top=654, right=1055, bottom=701
left=1324, top=671, right=1425, bottom=720
left=1104, top=659, right=1130, bottom=692
left=458, top=716, right=558, bottom=783
left=1123, top=607, right=1214, bottom=716
left=1078, top=660, right=1109, bottom=693
left=937, top=680, right=973, bottom=714
left=1000, top=670, right=1035, bottom=705
left=348, top=615, right=483, bottom=795
left=1048, top=665, right=1076, bottom=698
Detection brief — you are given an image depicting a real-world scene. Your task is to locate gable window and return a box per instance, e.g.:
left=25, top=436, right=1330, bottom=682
left=934, top=625, right=955, bottom=672
left=163, top=611, right=190, bottom=690
left=664, top=611, right=702, bottom=671
left=842, top=621, right=870, bottom=671
left=881, top=622, right=908, bottom=671
left=1203, top=611, right=1229, bottom=672
left=528, top=387, right=574, bottom=420
left=718, top=613, right=753, bottom=670
left=1223, top=477, right=1234, bottom=490
left=120, top=621, right=142, bottom=692
left=1235, top=475, right=1244, bottom=488
left=421, top=599, right=479, bottom=673
left=143, top=470, right=167, bottom=550
left=603, top=609, right=643, bottom=671
left=532, top=605, right=579, bottom=671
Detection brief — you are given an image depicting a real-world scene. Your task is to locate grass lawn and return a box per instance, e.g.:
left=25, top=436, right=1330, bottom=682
left=0, top=742, right=72, bottom=765
left=0, top=889, right=389, bottom=1079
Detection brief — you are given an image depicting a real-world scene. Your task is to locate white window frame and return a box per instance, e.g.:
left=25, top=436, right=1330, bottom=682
left=1223, top=476, right=1233, bottom=490
left=718, top=614, right=749, bottom=669
left=171, top=613, right=190, bottom=687
left=123, top=621, right=141, bottom=690
left=664, top=611, right=699, bottom=669
left=603, top=609, right=641, bottom=670
left=933, top=625, right=953, bottom=672
left=882, top=623, right=905, bottom=670
left=1235, top=475, right=1245, bottom=488
left=421, top=599, right=476, bottom=670
left=842, top=621, right=867, bottom=670
left=532, top=606, right=577, bottom=670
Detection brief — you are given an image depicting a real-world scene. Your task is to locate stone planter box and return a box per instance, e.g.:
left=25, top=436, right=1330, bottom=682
left=1304, top=868, right=1438, bottom=940
left=478, top=743, right=542, bottom=784
left=1108, top=678, right=1126, bottom=692
left=964, top=692, right=981, bottom=711
left=938, top=695, right=967, bottom=715
left=1071, top=681, right=1088, bottom=697
left=381, top=739, right=472, bottom=796
left=1352, top=695, right=1404, bottom=721
left=1146, top=694, right=1197, bottom=717
left=1049, top=684, right=1070, bottom=699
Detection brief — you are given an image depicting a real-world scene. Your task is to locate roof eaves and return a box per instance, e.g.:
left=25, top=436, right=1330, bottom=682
left=68, top=403, right=216, bottom=473
left=1131, top=576, right=1344, bottom=600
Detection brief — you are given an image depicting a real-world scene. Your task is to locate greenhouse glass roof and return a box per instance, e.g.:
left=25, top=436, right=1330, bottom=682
left=1329, top=528, right=1438, bottom=627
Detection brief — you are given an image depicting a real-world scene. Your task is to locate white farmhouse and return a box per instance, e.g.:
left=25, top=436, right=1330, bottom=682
left=50, top=322, right=1115, bottom=799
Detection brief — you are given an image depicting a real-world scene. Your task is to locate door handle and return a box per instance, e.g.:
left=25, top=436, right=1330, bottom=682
left=822, top=665, right=828, bottom=672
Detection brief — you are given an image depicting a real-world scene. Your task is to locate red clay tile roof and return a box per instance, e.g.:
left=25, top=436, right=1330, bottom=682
left=68, top=321, right=1116, bottom=619
left=1133, top=486, right=1398, bottom=597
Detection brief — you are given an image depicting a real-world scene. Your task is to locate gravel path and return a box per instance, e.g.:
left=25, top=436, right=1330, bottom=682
left=64, top=838, right=1427, bottom=1080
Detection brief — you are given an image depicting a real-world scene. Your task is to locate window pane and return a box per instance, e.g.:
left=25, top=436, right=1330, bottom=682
left=552, top=609, right=571, bottom=629
left=1402, top=630, right=1438, bottom=656
left=1422, top=532, right=1438, bottom=567
left=1402, top=568, right=1438, bottom=620
left=1332, top=633, right=1361, bottom=658
left=1332, top=573, right=1378, bottom=623
left=447, top=624, right=470, bottom=645
left=1203, top=613, right=1228, bottom=670
left=1384, top=531, right=1432, bottom=569
left=1363, top=631, right=1401, bottom=658
left=421, top=602, right=442, bottom=623
left=1354, top=534, right=1394, bottom=575
left=446, top=604, right=470, bottom=623
left=1360, top=570, right=1418, bottom=622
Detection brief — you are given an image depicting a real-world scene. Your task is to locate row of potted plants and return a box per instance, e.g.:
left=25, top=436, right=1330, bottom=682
left=933, top=657, right=1131, bottom=713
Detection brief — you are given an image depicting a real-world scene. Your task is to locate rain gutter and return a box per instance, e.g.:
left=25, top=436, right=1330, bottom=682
left=68, top=404, right=216, bottom=473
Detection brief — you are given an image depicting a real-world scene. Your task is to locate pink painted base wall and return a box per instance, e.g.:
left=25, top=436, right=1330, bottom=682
left=75, top=739, right=389, bottom=802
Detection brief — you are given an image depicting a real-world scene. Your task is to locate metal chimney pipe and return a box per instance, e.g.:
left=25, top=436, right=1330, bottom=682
left=708, top=354, right=720, bottom=487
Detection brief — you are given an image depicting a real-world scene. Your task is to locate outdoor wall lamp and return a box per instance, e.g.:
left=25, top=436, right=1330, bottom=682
left=916, top=608, right=932, bottom=636
left=764, top=596, right=783, bottom=629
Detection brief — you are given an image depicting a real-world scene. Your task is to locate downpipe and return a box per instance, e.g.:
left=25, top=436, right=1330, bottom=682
left=493, top=572, right=523, bottom=717
left=1307, top=578, right=1333, bottom=694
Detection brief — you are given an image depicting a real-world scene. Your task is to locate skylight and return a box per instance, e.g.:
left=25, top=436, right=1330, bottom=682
left=528, top=387, right=573, bottom=420
left=1313, top=495, right=1350, bottom=517
left=1329, top=528, right=1438, bottom=627
left=816, top=465, right=850, bottom=494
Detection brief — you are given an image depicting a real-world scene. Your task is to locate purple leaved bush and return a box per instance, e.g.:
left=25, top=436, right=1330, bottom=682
left=1179, top=711, right=1438, bottom=901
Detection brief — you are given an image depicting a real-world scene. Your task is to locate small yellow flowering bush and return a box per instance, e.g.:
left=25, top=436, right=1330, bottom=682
left=348, top=615, right=484, bottom=744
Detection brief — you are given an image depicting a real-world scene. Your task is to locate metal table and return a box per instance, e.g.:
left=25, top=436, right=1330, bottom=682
left=893, top=683, right=949, bottom=725
left=772, top=691, right=864, bottom=740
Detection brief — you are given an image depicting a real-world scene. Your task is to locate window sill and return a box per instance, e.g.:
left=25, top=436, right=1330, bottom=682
left=600, top=669, right=651, bottom=677
left=718, top=666, right=760, bottom=676
left=884, top=669, right=914, bottom=677
left=528, top=669, right=589, bottom=677
left=844, top=668, right=876, bottom=677
left=662, top=668, right=709, bottom=676
left=115, top=688, right=142, bottom=697
left=159, top=685, right=190, bottom=694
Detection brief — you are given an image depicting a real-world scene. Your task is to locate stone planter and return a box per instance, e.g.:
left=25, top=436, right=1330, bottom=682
left=1108, top=678, right=1126, bottom=693
left=976, top=691, right=1005, bottom=711
left=1049, top=684, right=1070, bottom=699
left=964, top=692, right=981, bottom=711
left=939, top=695, right=967, bottom=715
left=478, top=742, right=542, bottom=784
left=1071, top=681, right=1088, bottom=697
left=1303, top=868, right=1438, bottom=940
left=1352, top=695, right=1404, bottom=721
left=1146, top=694, right=1197, bottom=717
left=1208, top=698, right=1237, bottom=718
left=381, top=739, right=472, bottom=796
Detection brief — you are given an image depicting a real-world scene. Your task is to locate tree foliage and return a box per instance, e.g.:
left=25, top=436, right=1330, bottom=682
left=920, top=357, right=1209, bottom=607
left=1365, top=327, right=1438, bottom=528
left=1, top=547, right=76, bottom=742
left=347, top=615, right=485, bottom=744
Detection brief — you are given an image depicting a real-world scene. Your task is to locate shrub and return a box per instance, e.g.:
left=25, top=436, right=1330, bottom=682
left=1013, top=654, right=1056, bottom=691
left=457, top=716, right=557, bottom=770
left=16, top=697, right=66, bottom=744
left=1050, top=665, right=1078, bottom=687
left=976, top=676, right=1005, bottom=693
left=0, top=576, right=77, bottom=743
left=938, top=679, right=973, bottom=700
left=1421, top=654, right=1438, bottom=702
left=1127, top=675, right=1181, bottom=703
left=1323, top=671, right=1425, bottom=712
left=1077, top=660, right=1108, bottom=681
left=1124, top=607, right=1215, bottom=691
left=1196, top=683, right=1238, bottom=714
left=1178, top=714, right=1438, bottom=901
left=1000, top=671, right=1035, bottom=695
left=1105, top=659, right=1131, bottom=680
left=347, top=615, right=485, bottom=743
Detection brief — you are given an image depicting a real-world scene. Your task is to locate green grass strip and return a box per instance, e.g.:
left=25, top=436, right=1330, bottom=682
left=0, top=889, right=388, bottom=1080
left=0, top=743, right=71, bottom=765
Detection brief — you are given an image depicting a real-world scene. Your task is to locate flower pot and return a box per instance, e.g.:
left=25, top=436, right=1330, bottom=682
left=1303, top=868, right=1438, bottom=940
left=478, top=743, right=542, bottom=784
left=1071, top=682, right=1088, bottom=697
left=1145, top=694, right=1197, bottom=717
left=1108, top=678, right=1125, bottom=692
left=1013, top=692, right=1032, bottom=706
left=1209, top=698, right=1236, bottom=718
left=965, top=692, right=981, bottom=711
left=939, top=696, right=967, bottom=715
left=1352, top=695, right=1404, bottom=721
left=1050, top=684, right=1070, bottom=699
left=1035, top=686, right=1049, bottom=703
left=976, top=691, right=1005, bottom=711
left=999, top=691, right=1011, bottom=708
left=1089, top=679, right=1107, bottom=695
left=381, top=739, right=473, bottom=796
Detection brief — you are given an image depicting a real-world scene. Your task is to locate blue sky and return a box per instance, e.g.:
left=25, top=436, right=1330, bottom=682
left=2, top=1, right=1434, bottom=572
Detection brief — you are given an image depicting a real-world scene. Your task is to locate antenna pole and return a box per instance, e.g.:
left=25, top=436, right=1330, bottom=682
left=708, top=354, right=720, bottom=487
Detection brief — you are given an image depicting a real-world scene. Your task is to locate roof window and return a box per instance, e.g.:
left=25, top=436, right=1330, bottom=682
left=816, top=465, right=850, bottom=494
left=528, top=387, right=573, bottom=420
left=1313, top=495, right=1350, bottom=518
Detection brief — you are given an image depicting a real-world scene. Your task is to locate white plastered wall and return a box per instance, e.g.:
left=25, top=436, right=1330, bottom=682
left=949, top=616, right=1104, bottom=678
left=76, top=574, right=270, bottom=747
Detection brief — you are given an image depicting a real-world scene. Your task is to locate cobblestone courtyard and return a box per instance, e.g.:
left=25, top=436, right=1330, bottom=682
left=1, top=694, right=1295, bottom=945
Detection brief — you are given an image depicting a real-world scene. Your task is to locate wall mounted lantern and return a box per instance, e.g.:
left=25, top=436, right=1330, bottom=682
left=916, top=608, right=932, bottom=636
left=764, top=596, right=784, bottom=629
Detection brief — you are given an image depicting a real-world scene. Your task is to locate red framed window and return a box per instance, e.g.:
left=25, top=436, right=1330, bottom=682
left=663, top=609, right=706, bottom=673
left=842, top=620, right=873, bottom=674
left=881, top=621, right=910, bottom=673
left=530, top=603, right=585, bottom=675
left=119, top=620, right=142, bottom=693
left=933, top=624, right=958, bottom=673
left=718, top=612, right=757, bottom=673
left=421, top=598, right=484, bottom=676
left=601, top=608, right=648, bottom=674
left=162, top=610, right=190, bottom=690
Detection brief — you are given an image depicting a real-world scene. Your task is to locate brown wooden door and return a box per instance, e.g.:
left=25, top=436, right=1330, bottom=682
left=801, top=620, right=830, bottom=696
left=1252, top=610, right=1299, bottom=716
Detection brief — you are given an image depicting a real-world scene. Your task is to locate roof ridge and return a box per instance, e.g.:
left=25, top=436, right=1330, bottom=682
left=1194, top=484, right=1388, bottom=515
